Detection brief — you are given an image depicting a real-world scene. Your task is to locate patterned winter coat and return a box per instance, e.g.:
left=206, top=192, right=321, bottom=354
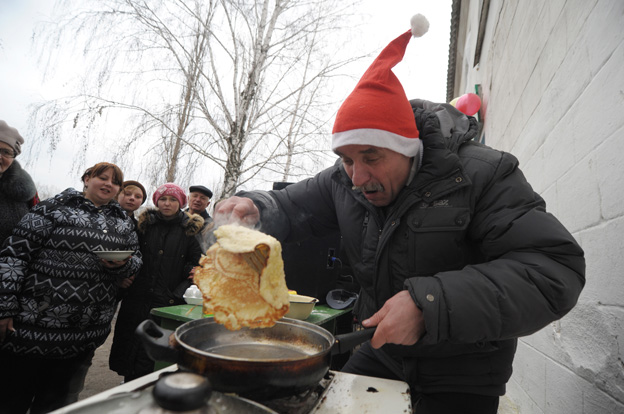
left=0, top=161, right=38, bottom=244
left=0, top=188, right=141, bottom=359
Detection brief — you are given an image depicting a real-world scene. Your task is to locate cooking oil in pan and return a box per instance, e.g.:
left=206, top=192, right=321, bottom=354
left=201, top=342, right=311, bottom=360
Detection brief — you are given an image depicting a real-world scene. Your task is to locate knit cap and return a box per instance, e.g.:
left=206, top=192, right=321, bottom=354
left=153, top=183, right=187, bottom=209
left=332, top=14, right=429, bottom=157
left=122, top=180, right=147, bottom=205
left=0, top=120, right=24, bottom=156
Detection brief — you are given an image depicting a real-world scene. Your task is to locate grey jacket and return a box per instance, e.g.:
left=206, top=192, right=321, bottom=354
left=241, top=100, right=585, bottom=396
left=0, top=161, right=37, bottom=244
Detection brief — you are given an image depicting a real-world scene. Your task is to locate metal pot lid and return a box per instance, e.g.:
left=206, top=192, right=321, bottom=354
left=62, top=372, right=278, bottom=414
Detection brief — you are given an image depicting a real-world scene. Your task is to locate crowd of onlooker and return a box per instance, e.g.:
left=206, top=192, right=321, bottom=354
left=0, top=119, right=215, bottom=414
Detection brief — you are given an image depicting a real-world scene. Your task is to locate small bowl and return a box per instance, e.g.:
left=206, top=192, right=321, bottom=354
left=285, top=294, right=318, bottom=320
left=184, top=296, right=203, bottom=305
left=183, top=285, right=203, bottom=305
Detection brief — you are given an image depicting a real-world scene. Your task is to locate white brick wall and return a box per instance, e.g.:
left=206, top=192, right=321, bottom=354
left=452, top=0, right=624, bottom=412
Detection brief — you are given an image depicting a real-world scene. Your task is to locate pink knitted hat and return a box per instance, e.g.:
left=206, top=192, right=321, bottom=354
left=153, top=183, right=187, bottom=209
left=332, top=14, right=429, bottom=157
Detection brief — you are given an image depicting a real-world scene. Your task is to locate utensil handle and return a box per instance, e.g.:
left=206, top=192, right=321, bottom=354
left=135, top=319, right=179, bottom=363
left=332, top=327, right=376, bottom=355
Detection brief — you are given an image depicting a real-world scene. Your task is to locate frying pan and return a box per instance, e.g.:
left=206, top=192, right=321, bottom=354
left=137, top=317, right=374, bottom=399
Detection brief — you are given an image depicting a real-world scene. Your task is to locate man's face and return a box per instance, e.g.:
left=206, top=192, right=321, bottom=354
left=335, top=145, right=412, bottom=207
left=189, top=192, right=210, bottom=214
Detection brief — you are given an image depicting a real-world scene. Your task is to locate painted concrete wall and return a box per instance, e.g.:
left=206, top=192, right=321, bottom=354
left=450, top=0, right=624, bottom=413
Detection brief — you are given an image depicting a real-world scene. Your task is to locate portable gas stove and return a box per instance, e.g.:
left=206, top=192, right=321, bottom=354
left=50, top=365, right=412, bottom=413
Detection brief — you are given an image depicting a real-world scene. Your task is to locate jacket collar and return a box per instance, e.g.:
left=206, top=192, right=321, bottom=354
left=55, top=188, right=126, bottom=216
left=137, top=208, right=204, bottom=236
left=0, top=161, right=37, bottom=201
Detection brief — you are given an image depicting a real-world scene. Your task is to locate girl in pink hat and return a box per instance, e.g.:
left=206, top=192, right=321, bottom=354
left=110, top=183, right=204, bottom=382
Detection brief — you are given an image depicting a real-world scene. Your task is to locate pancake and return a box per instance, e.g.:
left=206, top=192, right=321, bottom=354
left=193, top=225, right=290, bottom=330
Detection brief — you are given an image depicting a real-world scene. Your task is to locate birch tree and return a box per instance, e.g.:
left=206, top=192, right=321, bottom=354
left=29, top=0, right=362, bottom=196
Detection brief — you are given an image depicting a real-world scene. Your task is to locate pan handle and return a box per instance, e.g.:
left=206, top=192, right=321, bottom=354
left=331, top=327, right=376, bottom=355
left=136, top=319, right=180, bottom=363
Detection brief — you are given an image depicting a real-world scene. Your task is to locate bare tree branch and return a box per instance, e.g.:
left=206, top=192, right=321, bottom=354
left=28, top=0, right=364, bottom=198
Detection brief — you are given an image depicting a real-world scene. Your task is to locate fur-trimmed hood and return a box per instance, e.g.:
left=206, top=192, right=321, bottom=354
left=137, top=208, right=204, bottom=236
left=0, top=161, right=37, bottom=201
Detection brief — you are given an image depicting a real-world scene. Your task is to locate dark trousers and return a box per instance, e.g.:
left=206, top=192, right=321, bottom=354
left=0, top=350, right=95, bottom=414
left=341, top=342, right=499, bottom=414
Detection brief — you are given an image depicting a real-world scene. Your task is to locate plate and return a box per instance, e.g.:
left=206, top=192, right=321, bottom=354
left=93, top=250, right=134, bottom=261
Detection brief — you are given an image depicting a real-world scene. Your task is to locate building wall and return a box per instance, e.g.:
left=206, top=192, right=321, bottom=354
left=450, top=0, right=624, bottom=413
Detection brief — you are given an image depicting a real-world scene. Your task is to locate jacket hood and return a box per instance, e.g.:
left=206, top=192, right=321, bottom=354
left=0, top=161, right=37, bottom=201
left=409, top=99, right=479, bottom=152
left=137, top=208, right=204, bottom=236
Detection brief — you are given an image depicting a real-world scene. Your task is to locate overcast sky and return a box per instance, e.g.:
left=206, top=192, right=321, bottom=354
left=0, top=0, right=452, bottom=196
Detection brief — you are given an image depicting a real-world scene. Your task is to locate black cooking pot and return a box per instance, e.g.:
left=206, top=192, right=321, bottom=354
left=137, top=317, right=374, bottom=399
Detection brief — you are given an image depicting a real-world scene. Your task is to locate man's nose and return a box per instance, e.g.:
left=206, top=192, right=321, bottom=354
left=350, top=162, right=370, bottom=187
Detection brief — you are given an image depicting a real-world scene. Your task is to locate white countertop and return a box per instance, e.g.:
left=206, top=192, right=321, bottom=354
left=50, top=365, right=412, bottom=413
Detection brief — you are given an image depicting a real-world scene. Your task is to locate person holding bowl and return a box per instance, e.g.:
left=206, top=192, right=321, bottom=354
left=0, top=162, right=142, bottom=414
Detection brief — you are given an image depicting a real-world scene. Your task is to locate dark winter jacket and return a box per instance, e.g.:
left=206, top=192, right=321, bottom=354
left=109, top=209, right=203, bottom=377
left=240, top=100, right=585, bottom=396
left=0, top=161, right=38, bottom=244
left=0, top=188, right=141, bottom=359
left=130, top=209, right=203, bottom=305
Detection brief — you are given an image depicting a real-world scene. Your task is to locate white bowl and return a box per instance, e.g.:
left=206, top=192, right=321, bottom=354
left=183, top=285, right=203, bottom=305
left=184, top=296, right=203, bottom=305
left=285, top=294, right=318, bottom=320
left=93, top=250, right=134, bottom=261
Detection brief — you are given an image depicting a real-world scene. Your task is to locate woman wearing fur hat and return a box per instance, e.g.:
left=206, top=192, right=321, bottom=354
left=0, top=120, right=39, bottom=245
left=109, top=183, right=204, bottom=382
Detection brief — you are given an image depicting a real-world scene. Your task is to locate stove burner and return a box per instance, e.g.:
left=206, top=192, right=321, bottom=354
left=255, top=372, right=334, bottom=414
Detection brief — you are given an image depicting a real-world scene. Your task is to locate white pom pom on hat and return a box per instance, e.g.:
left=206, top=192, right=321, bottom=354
left=332, top=14, right=430, bottom=157
left=410, top=14, right=430, bottom=37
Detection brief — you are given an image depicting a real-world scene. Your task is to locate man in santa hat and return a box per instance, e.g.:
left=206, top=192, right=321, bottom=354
left=213, top=15, right=585, bottom=413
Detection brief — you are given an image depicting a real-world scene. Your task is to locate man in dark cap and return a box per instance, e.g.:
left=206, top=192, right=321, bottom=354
left=187, top=185, right=214, bottom=251
left=187, top=185, right=213, bottom=221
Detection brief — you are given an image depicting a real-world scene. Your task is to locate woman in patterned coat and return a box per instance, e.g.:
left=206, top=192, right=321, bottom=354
left=0, top=162, right=142, bottom=414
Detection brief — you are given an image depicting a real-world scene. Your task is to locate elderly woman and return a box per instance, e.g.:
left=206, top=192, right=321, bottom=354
left=0, top=162, right=142, bottom=414
left=110, top=183, right=203, bottom=382
left=0, top=120, right=39, bottom=244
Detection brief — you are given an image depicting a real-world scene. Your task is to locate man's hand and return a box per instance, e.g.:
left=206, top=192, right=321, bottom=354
left=361, top=290, right=426, bottom=349
left=0, top=317, right=15, bottom=343
left=214, top=196, right=260, bottom=227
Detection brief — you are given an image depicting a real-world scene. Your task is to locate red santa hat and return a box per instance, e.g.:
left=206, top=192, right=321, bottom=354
left=332, top=14, right=429, bottom=157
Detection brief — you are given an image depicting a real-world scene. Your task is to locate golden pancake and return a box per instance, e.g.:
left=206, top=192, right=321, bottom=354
left=194, top=225, right=289, bottom=330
